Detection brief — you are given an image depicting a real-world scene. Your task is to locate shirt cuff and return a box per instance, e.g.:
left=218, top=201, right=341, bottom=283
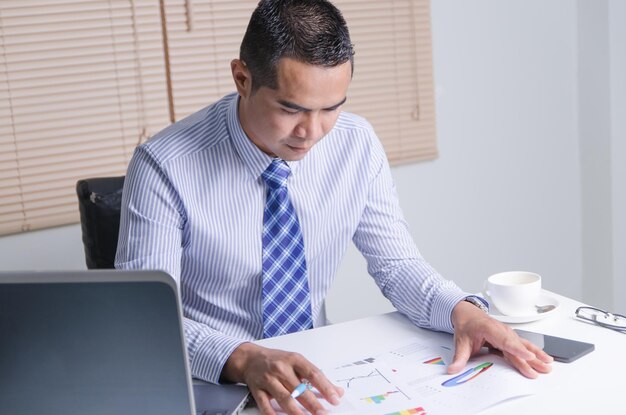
left=429, top=290, right=476, bottom=333
left=186, top=329, right=248, bottom=384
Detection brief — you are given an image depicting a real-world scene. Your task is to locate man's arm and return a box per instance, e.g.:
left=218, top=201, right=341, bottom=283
left=351, top=132, right=466, bottom=333
left=352, top=130, right=552, bottom=377
left=115, top=145, right=245, bottom=383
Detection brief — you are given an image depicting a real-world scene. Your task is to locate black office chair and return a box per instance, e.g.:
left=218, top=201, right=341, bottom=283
left=76, top=176, right=125, bottom=269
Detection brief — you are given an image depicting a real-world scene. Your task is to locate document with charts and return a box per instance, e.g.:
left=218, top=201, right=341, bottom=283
left=273, top=336, right=537, bottom=415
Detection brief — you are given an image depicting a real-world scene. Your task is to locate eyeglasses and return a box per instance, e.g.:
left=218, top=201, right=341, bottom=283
left=575, top=306, right=626, bottom=332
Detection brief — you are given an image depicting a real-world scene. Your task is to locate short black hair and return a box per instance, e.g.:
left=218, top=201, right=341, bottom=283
left=240, top=0, right=354, bottom=92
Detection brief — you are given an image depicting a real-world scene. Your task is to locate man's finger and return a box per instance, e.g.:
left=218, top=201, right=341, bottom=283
left=295, top=388, right=329, bottom=415
left=519, top=338, right=554, bottom=364
left=448, top=337, right=472, bottom=374
left=295, top=360, right=343, bottom=406
left=286, top=378, right=329, bottom=415
left=503, top=351, right=539, bottom=379
left=529, top=357, right=552, bottom=374
left=266, top=378, right=306, bottom=415
left=254, top=388, right=278, bottom=415
left=488, top=329, right=535, bottom=361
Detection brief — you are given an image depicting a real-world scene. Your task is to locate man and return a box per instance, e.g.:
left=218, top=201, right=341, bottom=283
left=116, top=1, right=552, bottom=414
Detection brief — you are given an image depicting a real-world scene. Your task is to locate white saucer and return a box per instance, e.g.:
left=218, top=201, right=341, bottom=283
left=480, top=291, right=560, bottom=324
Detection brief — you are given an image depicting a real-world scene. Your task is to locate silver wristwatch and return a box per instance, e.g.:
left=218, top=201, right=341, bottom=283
left=463, top=295, right=489, bottom=314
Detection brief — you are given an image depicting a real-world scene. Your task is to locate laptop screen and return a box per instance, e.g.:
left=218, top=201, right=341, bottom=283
left=0, top=272, right=194, bottom=415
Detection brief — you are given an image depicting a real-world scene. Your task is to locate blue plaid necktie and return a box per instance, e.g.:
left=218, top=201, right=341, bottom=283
left=261, top=159, right=313, bottom=338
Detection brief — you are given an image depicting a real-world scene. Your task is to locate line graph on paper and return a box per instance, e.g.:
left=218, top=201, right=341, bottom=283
left=336, top=368, right=385, bottom=389
left=332, top=365, right=411, bottom=408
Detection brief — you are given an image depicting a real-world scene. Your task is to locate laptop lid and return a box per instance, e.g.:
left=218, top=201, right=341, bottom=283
left=0, top=270, right=202, bottom=415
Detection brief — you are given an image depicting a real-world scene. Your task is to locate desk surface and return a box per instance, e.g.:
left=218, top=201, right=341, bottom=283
left=247, top=291, right=625, bottom=414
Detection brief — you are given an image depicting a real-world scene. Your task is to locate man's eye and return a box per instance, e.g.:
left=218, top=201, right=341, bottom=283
left=282, top=109, right=299, bottom=115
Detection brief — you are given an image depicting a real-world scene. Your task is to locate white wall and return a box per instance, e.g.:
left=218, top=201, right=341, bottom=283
left=0, top=1, right=623, bottom=320
left=578, top=0, right=613, bottom=311
left=576, top=0, right=626, bottom=312
left=610, top=0, right=626, bottom=312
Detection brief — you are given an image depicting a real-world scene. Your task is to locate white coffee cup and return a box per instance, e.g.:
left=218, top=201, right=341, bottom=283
left=485, top=271, right=542, bottom=316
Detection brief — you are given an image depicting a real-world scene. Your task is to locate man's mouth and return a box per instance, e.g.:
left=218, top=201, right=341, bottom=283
left=287, top=144, right=308, bottom=153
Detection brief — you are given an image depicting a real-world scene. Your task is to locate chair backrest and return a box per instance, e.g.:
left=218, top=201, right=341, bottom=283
left=76, top=176, right=125, bottom=269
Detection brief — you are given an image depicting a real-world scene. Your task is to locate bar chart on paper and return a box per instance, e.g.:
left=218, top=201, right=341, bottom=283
left=384, top=408, right=427, bottom=415
left=422, top=357, right=445, bottom=366
left=362, top=391, right=400, bottom=404
left=330, top=364, right=416, bottom=413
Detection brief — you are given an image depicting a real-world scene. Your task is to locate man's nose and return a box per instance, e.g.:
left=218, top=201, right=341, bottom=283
left=294, top=112, right=322, bottom=140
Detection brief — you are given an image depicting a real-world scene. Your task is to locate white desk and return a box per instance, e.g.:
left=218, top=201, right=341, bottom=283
left=246, top=291, right=625, bottom=414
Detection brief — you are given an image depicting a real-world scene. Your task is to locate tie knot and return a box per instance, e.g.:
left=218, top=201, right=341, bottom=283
left=262, top=159, right=291, bottom=189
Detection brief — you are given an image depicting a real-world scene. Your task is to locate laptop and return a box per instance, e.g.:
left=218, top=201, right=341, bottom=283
left=0, top=270, right=249, bottom=415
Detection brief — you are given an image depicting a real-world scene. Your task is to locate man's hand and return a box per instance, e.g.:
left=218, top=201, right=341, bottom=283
left=448, top=300, right=553, bottom=378
left=221, top=343, right=344, bottom=415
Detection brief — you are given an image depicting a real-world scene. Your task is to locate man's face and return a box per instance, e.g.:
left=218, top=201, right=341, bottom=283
left=234, top=57, right=352, bottom=161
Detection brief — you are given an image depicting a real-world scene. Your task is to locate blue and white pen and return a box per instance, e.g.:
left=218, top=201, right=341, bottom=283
left=290, top=381, right=311, bottom=399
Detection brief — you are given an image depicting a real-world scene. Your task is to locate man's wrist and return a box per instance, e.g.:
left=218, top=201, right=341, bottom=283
left=451, top=298, right=489, bottom=329
left=221, top=342, right=255, bottom=383
left=463, top=295, right=489, bottom=314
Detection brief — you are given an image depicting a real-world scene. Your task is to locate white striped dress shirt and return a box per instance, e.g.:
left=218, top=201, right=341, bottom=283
left=115, top=92, right=470, bottom=383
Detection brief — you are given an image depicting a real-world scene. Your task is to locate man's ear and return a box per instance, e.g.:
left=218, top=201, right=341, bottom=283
left=231, top=59, right=251, bottom=98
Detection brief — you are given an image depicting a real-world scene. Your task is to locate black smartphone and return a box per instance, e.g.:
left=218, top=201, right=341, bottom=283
left=515, top=329, right=595, bottom=363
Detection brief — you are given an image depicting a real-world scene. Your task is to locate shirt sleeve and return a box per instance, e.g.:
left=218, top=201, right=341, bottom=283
left=352, top=132, right=472, bottom=333
left=115, top=145, right=246, bottom=383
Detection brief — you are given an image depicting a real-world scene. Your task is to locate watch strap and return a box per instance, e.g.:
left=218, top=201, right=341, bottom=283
left=463, top=295, right=489, bottom=314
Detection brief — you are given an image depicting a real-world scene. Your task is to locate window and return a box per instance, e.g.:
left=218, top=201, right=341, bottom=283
left=0, top=0, right=167, bottom=234
left=0, top=0, right=437, bottom=236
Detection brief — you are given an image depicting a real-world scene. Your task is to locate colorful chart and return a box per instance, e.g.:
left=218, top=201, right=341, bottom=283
left=441, top=362, right=493, bottom=387
left=336, top=369, right=382, bottom=389
left=384, top=407, right=427, bottom=415
left=362, top=391, right=399, bottom=404
left=422, top=356, right=445, bottom=366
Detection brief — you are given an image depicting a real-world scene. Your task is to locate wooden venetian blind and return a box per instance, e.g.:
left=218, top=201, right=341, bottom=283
left=0, top=0, right=436, bottom=236
left=163, top=0, right=255, bottom=119
left=0, top=0, right=168, bottom=235
left=339, top=0, right=437, bottom=164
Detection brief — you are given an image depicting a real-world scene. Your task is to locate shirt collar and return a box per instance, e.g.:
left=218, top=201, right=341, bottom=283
left=227, top=94, right=301, bottom=180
